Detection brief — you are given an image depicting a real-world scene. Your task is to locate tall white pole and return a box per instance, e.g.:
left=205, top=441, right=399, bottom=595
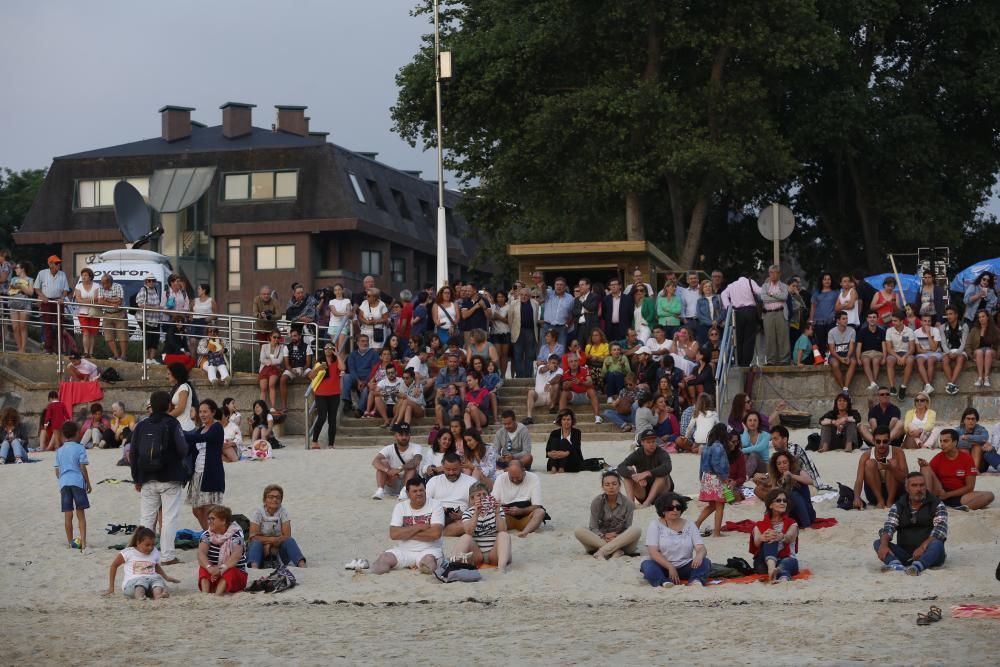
left=434, top=0, right=448, bottom=289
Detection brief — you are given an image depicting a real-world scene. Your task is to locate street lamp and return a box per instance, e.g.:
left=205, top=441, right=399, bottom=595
left=434, top=0, right=452, bottom=289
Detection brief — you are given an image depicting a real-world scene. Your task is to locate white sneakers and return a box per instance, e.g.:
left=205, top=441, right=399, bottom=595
left=868, top=382, right=879, bottom=392
left=923, top=383, right=934, bottom=395
left=371, top=488, right=384, bottom=500
left=594, top=415, right=604, bottom=424
left=974, top=378, right=983, bottom=387
left=344, top=558, right=370, bottom=570
left=986, top=378, right=993, bottom=388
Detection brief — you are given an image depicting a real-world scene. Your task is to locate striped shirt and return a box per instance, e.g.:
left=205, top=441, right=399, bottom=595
left=878, top=500, right=948, bottom=542
left=97, top=283, right=125, bottom=313
left=200, top=528, right=248, bottom=571
left=461, top=505, right=505, bottom=551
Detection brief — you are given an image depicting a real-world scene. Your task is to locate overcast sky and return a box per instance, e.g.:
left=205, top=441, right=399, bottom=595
left=0, top=0, right=447, bottom=179
left=1, top=0, right=997, bottom=217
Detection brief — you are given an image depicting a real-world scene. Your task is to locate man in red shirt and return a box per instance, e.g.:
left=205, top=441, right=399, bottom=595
left=919, top=428, right=994, bottom=511
left=558, top=353, right=603, bottom=423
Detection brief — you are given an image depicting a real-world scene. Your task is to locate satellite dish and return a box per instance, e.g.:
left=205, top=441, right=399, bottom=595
left=113, top=181, right=152, bottom=245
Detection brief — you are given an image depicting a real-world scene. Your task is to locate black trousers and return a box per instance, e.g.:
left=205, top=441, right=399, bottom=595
left=312, top=395, right=341, bottom=446
left=734, top=306, right=759, bottom=367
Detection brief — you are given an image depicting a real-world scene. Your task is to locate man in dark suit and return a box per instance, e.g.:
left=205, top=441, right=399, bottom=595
left=572, top=278, right=600, bottom=345
left=601, top=277, right=633, bottom=342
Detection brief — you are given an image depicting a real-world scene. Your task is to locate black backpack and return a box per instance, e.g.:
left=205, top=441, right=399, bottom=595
left=135, top=418, right=174, bottom=472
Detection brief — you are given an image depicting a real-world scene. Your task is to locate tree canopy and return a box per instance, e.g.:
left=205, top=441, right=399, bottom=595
left=393, top=0, right=1000, bottom=279
left=0, top=168, right=48, bottom=264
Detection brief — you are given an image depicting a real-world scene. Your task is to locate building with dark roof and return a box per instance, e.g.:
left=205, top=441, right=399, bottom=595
left=16, top=103, right=481, bottom=313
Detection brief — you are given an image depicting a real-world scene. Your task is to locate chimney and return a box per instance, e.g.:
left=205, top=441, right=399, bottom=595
left=308, top=131, right=329, bottom=145
left=220, top=102, right=255, bottom=139
left=275, top=105, right=308, bottom=136
left=304, top=116, right=311, bottom=134
left=159, top=105, right=195, bottom=142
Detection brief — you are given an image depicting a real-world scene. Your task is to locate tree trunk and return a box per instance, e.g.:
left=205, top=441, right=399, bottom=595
left=666, top=174, right=686, bottom=256
left=679, top=193, right=710, bottom=269
left=846, top=153, right=881, bottom=271
left=625, top=191, right=644, bottom=240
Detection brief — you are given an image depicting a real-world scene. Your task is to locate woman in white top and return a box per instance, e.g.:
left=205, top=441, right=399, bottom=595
left=632, top=285, right=652, bottom=341
left=73, top=267, right=100, bottom=357
left=684, top=392, right=719, bottom=451
left=432, top=285, right=460, bottom=345
left=222, top=404, right=242, bottom=462
left=640, top=492, right=711, bottom=587
left=359, top=288, right=389, bottom=350
left=167, top=362, right=196, bottom=432
left=837, top=275, right=860, bottom=327
left=189, top=283, right=217, bottom=346
left=326, top=283, right=352, bottom=351
left=490, top=289, right=511, bottom=379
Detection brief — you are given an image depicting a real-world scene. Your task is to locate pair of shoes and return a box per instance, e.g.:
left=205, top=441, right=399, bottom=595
left=881, top=562, right=905, bottom=573
left=923, top=383, right=934, bottom=394
left=521, top=417, right=534, bottom=425
left=889, top=386, right=898, bottom=397
left=344, top=558, right=370, bottom=570
left=594, top=416, right=604, bottom=424
left=868, top=382, right=879, bottom=392
left=371, top=488, right=384, bottom=500
left=898, top=385, right=907, bottom=400
left=974, top=378, right=983, bottom=387
left=945, top=383, right=958, bottom=395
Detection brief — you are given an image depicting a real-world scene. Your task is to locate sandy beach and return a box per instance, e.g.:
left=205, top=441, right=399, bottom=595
left=1, top=434, right=998, bottom=666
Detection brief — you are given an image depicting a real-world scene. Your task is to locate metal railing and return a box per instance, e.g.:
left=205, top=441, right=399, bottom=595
left=0, top=294, right=321, bottom=382
left=714, top=307, right=736, bottom=410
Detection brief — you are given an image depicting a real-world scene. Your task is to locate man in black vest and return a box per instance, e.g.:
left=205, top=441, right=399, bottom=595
left=873, top=472, right=948, bottom=575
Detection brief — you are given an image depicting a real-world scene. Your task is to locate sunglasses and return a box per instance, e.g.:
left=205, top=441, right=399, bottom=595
left=878, top=392, right=889, bottom=397
left=874, top=438, right=890, bottom=444
left=773, top=498, right=788, bottom=504
left=915, top=398, right=928, bottom=403
left=667, top=504, right=684, bottom=512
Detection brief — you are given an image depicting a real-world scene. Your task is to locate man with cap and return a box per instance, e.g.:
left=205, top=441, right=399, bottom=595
left=370, top=422, right=423, bottom=500
left=135, top=273, right=163, bottom=365
left=616, top=429, right=673, bottom=508
left=33, top=255, right=70, bottom=354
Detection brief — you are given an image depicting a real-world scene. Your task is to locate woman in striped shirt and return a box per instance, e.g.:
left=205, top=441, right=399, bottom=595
left=197, top=505, right=248, bottom=595
left=451, top=483, right=511, bottom=573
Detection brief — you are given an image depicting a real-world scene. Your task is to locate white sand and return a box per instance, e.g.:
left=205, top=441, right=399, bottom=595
left=1, top=435, right=998, bottom=666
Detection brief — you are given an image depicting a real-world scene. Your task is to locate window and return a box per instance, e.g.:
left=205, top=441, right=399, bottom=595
left=227, top=239, right=241, bottom=290
left=365, top=179, right=387, bottom=211
left=348, top=172, right=366, bottom=203
left=391, top=258, right=405, bottom=283
left=445, top=208, right=457, bottom=235
left=390, top=188, right=412, bottom=220
left=223, top=171, right=297, bottom=201
left=361, top=250, right=382, bottom=276
left=256, top=244, right=296, bottom=270
left=75, top=177, right=149, bottom=208
left=418, top=199, right=433, bottom=225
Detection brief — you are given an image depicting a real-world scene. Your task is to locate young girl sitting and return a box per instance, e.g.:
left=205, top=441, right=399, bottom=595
left=694, top=423, right=731, bottom=538
left=250, top=400, right=274, bottom=443
left=198, top=327, right=231, bottom=387
left=197, top=504, right=248, bottom=595
left=482, top=359, right=503, bottom=422
left=104, top=526, right=179, bottom=600
left=223, top=398, right=242, bottom=430
left=221, top=406, right=242, bottom=463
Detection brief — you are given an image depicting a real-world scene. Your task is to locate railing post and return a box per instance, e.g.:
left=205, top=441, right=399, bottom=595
left=141, top=307, right=148, bottom=381
left=56, top=300, right=63, bottom=375
left=226, top=314, right=234, bottom=378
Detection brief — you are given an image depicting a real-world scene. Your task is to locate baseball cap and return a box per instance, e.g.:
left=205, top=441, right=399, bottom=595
left=47, top=255, right=61, bottom=264
left=638, top=428, right=657, bottom=440
left=635, top=346, right=652, bottom=355
left=391, top=422, right=411, bottom=434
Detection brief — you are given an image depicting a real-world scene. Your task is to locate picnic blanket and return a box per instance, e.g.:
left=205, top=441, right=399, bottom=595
left=951, top=604, right=1000, bottom=619
left=708, top=569, right=813, bottom=585
left=723, top=518, right=838, bottom=533
left=58, top=381, right=102, bottom=410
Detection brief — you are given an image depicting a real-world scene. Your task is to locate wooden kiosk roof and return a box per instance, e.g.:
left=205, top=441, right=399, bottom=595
left=507, top=240, right=682, bottom=270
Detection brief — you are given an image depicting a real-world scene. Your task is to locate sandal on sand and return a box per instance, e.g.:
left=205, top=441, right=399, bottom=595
left=700, top=527, right=713, bottom=538
left=927, top=606, right=942, bottom=622
left=916, top=613, right=934, bottom=626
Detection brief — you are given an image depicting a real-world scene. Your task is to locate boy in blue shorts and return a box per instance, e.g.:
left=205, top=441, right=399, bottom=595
left=54, top=421, right=92, bottom=551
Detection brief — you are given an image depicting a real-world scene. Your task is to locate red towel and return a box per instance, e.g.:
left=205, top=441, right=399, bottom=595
left=712, top=569, right=813, bottom=585
left=723, top=518, right=838, bottom=533
left=59, top=381, right=103, bottom=411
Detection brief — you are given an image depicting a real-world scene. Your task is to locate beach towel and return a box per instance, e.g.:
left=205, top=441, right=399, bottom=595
left=58, top=381, right=102, bottom=410
left=722, top=518, right=837, bottom=533
left=951, top=604, right=1000, bottom=619
left=707, top=569, right=813, bottom=586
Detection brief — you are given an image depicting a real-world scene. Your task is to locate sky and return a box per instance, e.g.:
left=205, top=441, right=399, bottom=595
left=0, top=0, right=450, bottom=181
left=1, top=0, right=997, bottom=218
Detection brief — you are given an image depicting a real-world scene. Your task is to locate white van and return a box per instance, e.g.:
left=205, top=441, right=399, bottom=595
left=72, top=249, right=173, bottom=338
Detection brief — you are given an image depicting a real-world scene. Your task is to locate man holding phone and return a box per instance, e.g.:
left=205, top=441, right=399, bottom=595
left=852, top=425, right=908, bottom=509
left=425, top=453, right=478, bottom=537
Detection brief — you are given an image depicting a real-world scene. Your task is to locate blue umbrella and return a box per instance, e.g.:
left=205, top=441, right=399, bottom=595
left=864, top=273, right=921, bottom=305
left=950, top=258, right=1000, bottom=292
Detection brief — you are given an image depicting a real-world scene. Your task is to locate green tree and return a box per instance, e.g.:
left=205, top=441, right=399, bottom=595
left=785, top=0, right=1000, bottom=273
left=393, top=0, right=836, bottom=268
left=0, top=167, right=47, bottom=260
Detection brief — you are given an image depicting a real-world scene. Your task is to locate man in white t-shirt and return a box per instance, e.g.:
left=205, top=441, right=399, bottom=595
left=373, top=365, right=406, bottom=426
left=371, top=478, right=444, bottom=575
left=491, top=460, right=546, bottom=538
left=883, top=312, right=916, bottom=400
left=370, top=424, right=423, bottom=500
left=405, top=346, right=434, bottom=396
left=425, top=453, right=478, bottom=536
left=646, top=326, right=674, bottom=363
left=523, top=354, right=562, bottom=425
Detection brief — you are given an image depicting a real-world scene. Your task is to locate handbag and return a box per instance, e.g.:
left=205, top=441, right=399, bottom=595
left=373, top=326, right=385, bottom=344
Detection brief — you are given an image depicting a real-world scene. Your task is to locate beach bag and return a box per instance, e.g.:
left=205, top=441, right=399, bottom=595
left=806, top=433, right=821, bottom=451
left=837, top=483, right=862, bottom=511
left=232, top=514, right=251, bottom=537
left=135, top=419, right=173, bottom=472
left=100, top=367, right=122, bottom=383
left=247, top=565, right=297, bottom=593
left=726, top=557, right=754, bottom=576
left=582, top=457, right=607, bottom=472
